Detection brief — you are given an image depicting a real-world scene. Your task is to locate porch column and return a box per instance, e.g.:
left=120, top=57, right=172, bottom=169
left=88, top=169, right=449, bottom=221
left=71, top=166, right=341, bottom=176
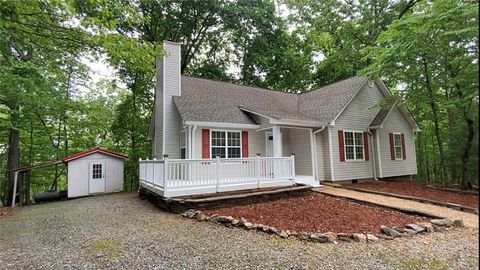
left=272, top=126, right=283, bottom=157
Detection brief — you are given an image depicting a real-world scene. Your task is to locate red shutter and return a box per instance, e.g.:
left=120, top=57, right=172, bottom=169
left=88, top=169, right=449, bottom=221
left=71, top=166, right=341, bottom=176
left=401, top=133, right=406, bottom=160
left=389, top=133, right=395, bottom=160
left=241, top=131, right=249, bottom=157
left=202, top=129, right=210, bottom=159
left=363, top=132, right=369, bottom=161
left=338, top=130, right=345, bottom=162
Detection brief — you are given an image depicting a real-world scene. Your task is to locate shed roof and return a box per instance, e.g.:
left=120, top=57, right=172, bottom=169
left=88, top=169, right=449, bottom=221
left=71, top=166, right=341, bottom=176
left=63, top=147, right=128, bottom=162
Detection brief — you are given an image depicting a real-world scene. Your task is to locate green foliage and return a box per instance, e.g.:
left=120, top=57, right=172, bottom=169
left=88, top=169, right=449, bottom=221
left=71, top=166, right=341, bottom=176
left=361, top=0, right=479, bottom=186
left=1, top=0, right=479, bottom=203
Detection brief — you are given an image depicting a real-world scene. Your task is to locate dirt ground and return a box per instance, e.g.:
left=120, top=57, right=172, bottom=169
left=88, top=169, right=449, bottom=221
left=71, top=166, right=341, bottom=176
left=0, top=192, right=478, bottom=269
left=348, top=181, right=479, bottom=208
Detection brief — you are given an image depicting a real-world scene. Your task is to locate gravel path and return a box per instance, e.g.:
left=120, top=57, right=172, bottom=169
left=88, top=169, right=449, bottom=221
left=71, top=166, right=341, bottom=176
left=316, top=186, right=479, bottom=229
left=347, top=181, right=479, bottom=209
left=0, top=192, right=478, bottom=269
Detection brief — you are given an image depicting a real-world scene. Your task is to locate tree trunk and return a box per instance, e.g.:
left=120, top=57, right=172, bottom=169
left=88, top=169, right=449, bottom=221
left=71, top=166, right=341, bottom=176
left=447, top=108, right=457, bottom=185
left=460, top=118, right=474, bottom=190
left=416, top=132, right=426, bottom=181
left=130, top=78, right=138, bottom=192
left=425, top=140, right=431, bottom=183
left=423, top=58, right=448, bottom=183
left=6, top=105, right=20, bottom=206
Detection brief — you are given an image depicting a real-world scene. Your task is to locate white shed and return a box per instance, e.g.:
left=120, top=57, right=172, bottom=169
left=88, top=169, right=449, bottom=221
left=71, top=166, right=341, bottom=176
left=64, top=147, right=127, bottom=198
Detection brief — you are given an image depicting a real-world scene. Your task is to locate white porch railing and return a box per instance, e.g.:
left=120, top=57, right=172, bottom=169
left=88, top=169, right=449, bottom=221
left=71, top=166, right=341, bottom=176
left=139, top=156, right=296, bottom=198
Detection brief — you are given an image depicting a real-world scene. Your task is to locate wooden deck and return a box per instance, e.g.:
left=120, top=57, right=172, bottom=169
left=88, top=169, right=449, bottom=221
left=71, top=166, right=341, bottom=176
left=139, top=156, right=296, bottom=198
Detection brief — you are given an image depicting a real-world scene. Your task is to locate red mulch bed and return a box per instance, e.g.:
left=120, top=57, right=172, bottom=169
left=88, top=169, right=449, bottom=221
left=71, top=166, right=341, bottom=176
left=348, top=181, right=479, bottom=209
left=205, top=193, right=426, bottom=234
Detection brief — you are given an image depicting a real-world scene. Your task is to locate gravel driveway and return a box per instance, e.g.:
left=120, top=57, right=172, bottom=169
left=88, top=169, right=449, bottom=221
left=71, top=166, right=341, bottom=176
left=0, top=192, right=478, bottom=269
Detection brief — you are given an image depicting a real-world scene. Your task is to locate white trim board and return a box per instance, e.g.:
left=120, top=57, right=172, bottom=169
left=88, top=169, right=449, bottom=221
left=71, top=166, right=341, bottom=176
left=185, top=121, right=260, bottom=129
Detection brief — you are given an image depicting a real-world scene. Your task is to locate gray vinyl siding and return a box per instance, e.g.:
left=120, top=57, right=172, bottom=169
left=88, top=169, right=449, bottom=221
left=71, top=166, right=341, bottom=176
left=280, top=128, right=290, bottom=157
left=153, top=57, right=163, bottom=158
left=287, top=128, right=313, bottom=176
left=154, top=41, right=182, bottom=159
left=315, top=130, right=329, bottom=181
left=249, top=130, right=266, bottom=157
left=330, top=83, right=385, bottom=181
left=378, top=108, right=417, bottom=177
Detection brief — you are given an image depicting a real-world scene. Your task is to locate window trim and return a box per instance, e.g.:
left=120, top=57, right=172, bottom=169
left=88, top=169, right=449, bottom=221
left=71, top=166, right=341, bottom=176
left=343, top=130, right=365, bottom=162
left=210, top=129, right=242, bottom=159
left=393, top=132, right=403, bottom=160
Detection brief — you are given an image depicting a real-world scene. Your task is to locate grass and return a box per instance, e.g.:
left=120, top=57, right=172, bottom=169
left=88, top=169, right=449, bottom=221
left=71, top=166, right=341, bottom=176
left=90, top=239, right=124, bottom=260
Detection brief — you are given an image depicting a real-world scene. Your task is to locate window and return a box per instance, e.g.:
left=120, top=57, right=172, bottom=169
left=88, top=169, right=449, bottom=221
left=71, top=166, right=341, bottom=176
left=211, top=130, right=241, bottom=158
left=394, top=133, right=402, bottom=160
left=344, top=131, right=364, bottom=161
left=92, top=164, right=103, bottom=179
left=180, top=130, right=186, bottom=159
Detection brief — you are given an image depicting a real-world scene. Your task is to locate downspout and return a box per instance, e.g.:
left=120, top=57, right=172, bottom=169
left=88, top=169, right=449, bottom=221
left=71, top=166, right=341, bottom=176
left=187, top=125, right=192, bottom=159
left=313, top=126, right=326, bottom=135
left=367, top=128, right=378, bottom=181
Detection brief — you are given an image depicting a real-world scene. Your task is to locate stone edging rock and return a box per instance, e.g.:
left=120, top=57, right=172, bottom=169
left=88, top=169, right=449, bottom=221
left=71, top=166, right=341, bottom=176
left=181, top=210, right=464, bottom=244
left=426, top=185, right=478, bottom=195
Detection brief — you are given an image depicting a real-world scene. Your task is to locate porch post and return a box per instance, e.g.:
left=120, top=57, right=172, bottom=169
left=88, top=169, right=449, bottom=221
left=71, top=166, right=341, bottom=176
left=163, top=154, right=168, bottom=196
left=272, top=126, right=282, bottom=157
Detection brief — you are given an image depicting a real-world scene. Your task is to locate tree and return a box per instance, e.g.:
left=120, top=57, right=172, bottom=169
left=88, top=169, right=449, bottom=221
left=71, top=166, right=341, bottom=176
left=284, top=0, right=421, bottom=87
left=0, top=0, right=88, bottom=204
left=362, top=0, right=478, bottom=189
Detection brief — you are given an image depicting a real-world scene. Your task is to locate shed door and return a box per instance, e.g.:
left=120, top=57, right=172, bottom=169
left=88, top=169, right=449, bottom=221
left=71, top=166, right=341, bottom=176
left=89, top=160, right=106, bottom=194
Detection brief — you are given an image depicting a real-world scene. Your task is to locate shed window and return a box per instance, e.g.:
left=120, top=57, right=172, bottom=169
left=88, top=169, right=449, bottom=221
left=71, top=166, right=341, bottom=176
left=211, top=130, right=241, bottom=158
left=92, top=164, right=103, bottom=179
left=394, top=133, right=402, bottom=160
left=344, top=131, right=364, bottom=161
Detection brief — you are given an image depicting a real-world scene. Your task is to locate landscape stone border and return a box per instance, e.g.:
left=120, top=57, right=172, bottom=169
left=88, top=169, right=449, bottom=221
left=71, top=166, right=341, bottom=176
left=181, top=209, right=464, bottom=244
left=426, top=185, right=478, bottom=195
left=139, top=185, right=312, bottom=214
left=341, top=186, right=478, bottom=214
left=315, top=190, right=447, bottom=219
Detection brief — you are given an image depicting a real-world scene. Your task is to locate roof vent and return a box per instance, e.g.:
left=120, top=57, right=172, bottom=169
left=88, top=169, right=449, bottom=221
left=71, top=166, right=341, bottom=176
left=368, top=79, right=374, bottom=88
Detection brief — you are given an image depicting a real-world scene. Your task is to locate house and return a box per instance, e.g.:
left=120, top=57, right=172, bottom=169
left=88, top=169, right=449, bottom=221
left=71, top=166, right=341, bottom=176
left=64, top=147, right=127, bottom=198
left=141, top=40, right=419, bottom=197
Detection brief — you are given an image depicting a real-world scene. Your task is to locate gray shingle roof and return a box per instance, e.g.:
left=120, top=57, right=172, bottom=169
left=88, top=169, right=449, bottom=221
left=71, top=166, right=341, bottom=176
left=369, top=109, right=390, bottom=127
left=173, top=75, right=368, bottom=125
left=369, top=100, right=397, bottom=128
left=298, top=77, right=368, bottom=122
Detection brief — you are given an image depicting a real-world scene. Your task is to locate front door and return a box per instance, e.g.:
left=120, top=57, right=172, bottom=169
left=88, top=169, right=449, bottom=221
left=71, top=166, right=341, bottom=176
left=89, top=160, right=106, bottom=194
